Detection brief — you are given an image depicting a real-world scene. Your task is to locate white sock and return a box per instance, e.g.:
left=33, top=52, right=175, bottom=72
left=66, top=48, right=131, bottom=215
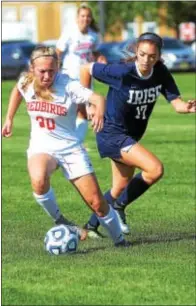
left=97, top=205, right=124, bottom=244
left=33, top=187, right=61, bottom=221
left=75, top=118, right=88, bottom=144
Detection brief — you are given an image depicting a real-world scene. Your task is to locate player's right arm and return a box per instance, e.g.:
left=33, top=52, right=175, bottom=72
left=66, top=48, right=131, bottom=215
left=81, top=62, right=130, bottom=90
left=2, top=85, right=23, bottom=137
left=67, top=80, right=106, bottom=133
left=56, top=31, right=69, bottom=65
left=56, top=48, right=63, bottom=60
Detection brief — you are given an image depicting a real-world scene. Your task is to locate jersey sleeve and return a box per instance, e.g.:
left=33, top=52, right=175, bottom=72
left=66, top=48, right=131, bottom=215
left=160, top=63, right=181, bottom=102
left=91, top=62, right=129, bottom=90
left=66, top=80, right=93, bottom=104
left=56, top=31, right=70, bottom=52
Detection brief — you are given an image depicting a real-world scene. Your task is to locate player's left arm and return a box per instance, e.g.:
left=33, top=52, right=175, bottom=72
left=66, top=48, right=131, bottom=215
left=160, top=63, right=196, bottom=114
left=88, top=92, right=106, bottom=132
left=80, top=63, right=93, bottom=89
left=67, top=80, right=106, bottom=132
left=80, top=63, right=95, bottom=120
left=171, top=98, right=196, bottom=114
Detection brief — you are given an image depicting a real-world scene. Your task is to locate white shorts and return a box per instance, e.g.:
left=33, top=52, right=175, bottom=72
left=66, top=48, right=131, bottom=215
left=27, top=147, right=94, bottom=180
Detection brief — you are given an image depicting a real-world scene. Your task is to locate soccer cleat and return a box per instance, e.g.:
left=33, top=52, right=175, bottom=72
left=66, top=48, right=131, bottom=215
left=83, top=223, right=105, bottom=239
left=115, top=239, right=132, bottom=248
left=55, top=215, right=87, bottom=241
left=113, top=207, right=131, bottom=235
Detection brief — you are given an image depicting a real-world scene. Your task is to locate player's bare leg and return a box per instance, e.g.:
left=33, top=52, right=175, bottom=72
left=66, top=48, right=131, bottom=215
left=75, top=104, right=88, bottom=145
left=84, top=161, right=135, bottom=235
left=84, top=143, right=163, bottom=235
left=71, top=173, right=128, bottom=246
left=109, top=143, right=164, bottom=230
left=28, top=153, right=87, bottom=240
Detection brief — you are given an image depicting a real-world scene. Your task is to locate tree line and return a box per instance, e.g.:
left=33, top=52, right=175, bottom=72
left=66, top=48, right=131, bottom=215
left=87, top=1, right=196, bottom=35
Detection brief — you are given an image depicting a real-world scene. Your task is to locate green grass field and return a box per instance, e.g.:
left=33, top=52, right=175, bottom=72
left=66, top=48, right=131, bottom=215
left=2, top=74, right=196, bottom=306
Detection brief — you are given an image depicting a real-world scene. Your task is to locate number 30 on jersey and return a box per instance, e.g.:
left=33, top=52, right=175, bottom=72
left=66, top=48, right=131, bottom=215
left=36, top=116, right=56, bottom=130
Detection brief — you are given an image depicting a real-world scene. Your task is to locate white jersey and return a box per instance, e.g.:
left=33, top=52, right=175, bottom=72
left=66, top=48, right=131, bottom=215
left=56, top=26, right=99, bottom=79
left=17, top=73, right=93, bottom=154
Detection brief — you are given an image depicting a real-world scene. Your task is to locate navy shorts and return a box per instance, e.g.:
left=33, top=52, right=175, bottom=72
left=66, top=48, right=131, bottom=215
left=96, top=130, right=140, bottom=159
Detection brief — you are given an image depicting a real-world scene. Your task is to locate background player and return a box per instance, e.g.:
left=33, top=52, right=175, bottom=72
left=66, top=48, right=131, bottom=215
left=56, top=3, right=106, bottom=145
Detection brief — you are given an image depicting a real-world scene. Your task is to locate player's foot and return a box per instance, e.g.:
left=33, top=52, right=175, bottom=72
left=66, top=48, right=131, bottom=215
left=112, top=204, right=131, bottom=235
left=115, top=239, right=132, bottom=248
left=55, top=215, right=87, bottom=241
left=83, top=222, right=105, bottom=239
left=68, top=225, right=88, bottom=241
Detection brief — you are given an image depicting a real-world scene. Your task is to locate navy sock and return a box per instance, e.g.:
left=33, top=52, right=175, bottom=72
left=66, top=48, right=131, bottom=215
left=87, top=190, right=115, bottom=229
left=114, top=172, right=150, bottom=209
left=104, top=189, right=116, bottom=204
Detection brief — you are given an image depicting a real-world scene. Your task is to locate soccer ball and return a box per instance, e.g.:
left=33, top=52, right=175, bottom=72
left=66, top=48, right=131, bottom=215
left=44, top=224, right=79, bottom=255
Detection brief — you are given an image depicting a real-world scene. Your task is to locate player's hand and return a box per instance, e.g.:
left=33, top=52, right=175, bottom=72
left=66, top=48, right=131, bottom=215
left=2, top=119, right=13, bottom=137
left=186, top=100, right=196, bottom=113
left=86, top=104, right=96, bottom=120
left=97, top=55, right=107, bottom=64
left=91, top=116, right=104, bottom=133
left=91, top=110, right=104, bottom=133
left=91, top=98, right=105, bottom=132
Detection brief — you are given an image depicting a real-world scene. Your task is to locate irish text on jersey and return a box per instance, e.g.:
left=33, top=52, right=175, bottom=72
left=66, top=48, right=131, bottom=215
left=127, top=85, right=162, bottom=105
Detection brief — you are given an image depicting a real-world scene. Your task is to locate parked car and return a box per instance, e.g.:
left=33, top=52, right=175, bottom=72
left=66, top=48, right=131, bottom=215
left=2, top=40, right=37, bottom=80
left=161, top=37, right=195, bottom=71
left=118, top=38, right=137, bottom=56
left=96, top=41, right=131, bottom=63
left=96, top=37, right=195, bottom=71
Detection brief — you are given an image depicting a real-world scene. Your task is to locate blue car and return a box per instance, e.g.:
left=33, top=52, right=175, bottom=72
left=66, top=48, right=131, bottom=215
left=96, top=41, right=126, bottom=63
left=2, top=40, right=37, bottom=80
left=161, top=37, right=195, bottom=71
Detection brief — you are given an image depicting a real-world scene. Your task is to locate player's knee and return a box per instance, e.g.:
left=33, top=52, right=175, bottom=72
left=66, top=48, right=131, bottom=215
left=113, top=183, right=127, bottom=197
left=91, top=194, right=108, bottom=217
left=31, top=174, right=48, bottom=194
left=151, top=162, right=164, bottom=184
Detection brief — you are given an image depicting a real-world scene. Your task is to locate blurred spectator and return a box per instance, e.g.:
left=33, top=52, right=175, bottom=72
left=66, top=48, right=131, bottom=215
left=56, top=3, right=105, bottom=145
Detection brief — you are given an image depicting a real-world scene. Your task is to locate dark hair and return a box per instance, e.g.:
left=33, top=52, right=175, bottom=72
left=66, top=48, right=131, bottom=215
left=138, top=32, right=163, bottom=51
left=123, top=32, right=163, bottom=63
left=77, top=3, right=99, bottom=33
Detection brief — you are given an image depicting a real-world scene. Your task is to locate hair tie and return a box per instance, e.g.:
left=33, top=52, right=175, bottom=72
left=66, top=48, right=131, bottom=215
left=138, top=32, right=163, bottom=50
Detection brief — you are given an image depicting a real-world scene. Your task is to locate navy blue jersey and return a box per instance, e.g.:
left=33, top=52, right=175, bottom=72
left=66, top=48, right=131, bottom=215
left=92, top=60, right=180, bottom=140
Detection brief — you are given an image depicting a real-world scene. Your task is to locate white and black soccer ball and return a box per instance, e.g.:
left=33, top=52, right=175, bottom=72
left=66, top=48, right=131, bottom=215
left=44, top=224, right=79, bottom=255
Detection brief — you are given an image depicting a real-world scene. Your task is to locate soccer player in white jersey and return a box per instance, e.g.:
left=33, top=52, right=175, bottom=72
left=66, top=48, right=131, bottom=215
left=2, top=45, right=130, bottom=247
left=56, top=3, right=106, bottom=146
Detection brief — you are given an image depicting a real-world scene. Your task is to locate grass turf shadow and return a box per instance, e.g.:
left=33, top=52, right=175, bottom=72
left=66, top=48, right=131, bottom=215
left=74, top=232, right=196, bottom=254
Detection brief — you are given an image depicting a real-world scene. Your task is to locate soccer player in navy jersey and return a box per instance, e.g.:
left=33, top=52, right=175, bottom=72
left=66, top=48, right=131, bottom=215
left=80, top=32, right=196, bottom=238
